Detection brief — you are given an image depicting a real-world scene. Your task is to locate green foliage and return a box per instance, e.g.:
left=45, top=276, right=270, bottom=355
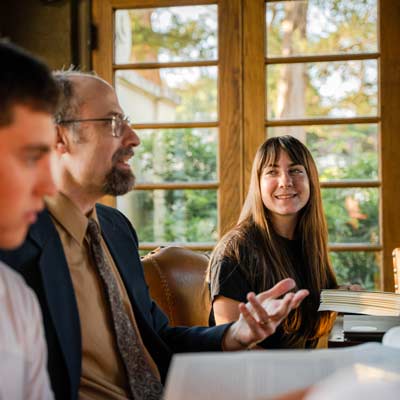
left=309, top=123, right=379, bottom=286
left=330, top=252, right=379, bottom=289
left=129, top=7, right=217, bottom=62
left=132, top=126, right=218, bottom=243
left=132, top=189, right=217, bottom=243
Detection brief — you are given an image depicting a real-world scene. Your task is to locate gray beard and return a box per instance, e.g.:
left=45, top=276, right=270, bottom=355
left=102, top=147, right=135, bottom=196
left=103, top=165, right=135, bottom=196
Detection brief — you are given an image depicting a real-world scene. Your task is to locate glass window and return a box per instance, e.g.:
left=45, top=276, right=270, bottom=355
left=322, top=188, right=379, bottom=244
left=115, top=6, right=218, bottom=64
left=266, top=60, right=378, bottom=120
left=268, top=124, right=378, bottom=180
left=114, top=4, right=219, bottom=247
left=116, top=67, right=218, bottom=123
left=132, top=128, right=218, bottom=183
left=331, top=251, right=380, bottom=290
left=266, top=0, right=377, bottom=57
left=117, top=189, right=218, bottom=243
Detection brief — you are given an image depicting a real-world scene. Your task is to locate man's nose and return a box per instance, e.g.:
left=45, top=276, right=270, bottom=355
left=35, top=157, right=57, bottom=197
left=122, top=124, right=140, bottom=147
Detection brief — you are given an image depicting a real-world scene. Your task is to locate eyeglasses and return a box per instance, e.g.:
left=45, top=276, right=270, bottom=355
left=56, top=115, right=132, bottom=138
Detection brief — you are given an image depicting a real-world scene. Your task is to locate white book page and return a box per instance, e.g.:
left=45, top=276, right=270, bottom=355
left=164, top=352, right=250, bottom=400
left=306, top=364, right=400, bottom=400
left=164, top=343, right=400, bottom=400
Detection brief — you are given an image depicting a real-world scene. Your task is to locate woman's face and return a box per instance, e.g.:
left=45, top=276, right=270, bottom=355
left=260, top=150, right=310, bottom=234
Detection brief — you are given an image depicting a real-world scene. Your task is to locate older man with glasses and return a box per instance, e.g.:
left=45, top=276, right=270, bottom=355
left=0, top=71, right=308, bottom=400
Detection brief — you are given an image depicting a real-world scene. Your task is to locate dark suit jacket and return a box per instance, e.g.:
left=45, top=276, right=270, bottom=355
left=0, top=204, right=228, bottom=400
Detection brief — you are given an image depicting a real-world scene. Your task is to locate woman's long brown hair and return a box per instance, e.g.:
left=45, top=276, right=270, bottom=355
left=209, top=135, right=337, bottom=347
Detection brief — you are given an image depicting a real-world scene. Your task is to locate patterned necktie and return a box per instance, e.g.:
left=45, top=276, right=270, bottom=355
left=86, top=218, right=163, bottom=400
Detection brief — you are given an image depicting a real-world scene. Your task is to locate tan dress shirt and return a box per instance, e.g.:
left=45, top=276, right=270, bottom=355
left=46, top=193, right=159, bottom=400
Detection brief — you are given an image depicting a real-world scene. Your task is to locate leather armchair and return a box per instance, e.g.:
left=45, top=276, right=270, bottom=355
left=141, top=246, right=211, bottom=327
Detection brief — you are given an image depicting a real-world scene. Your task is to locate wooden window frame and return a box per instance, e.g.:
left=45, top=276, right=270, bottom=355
left=93, top=0, right=243, bottom=251
left=93, top=0, right=400, bottom=290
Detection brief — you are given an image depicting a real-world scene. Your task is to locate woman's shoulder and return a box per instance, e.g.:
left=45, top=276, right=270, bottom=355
left=212, top=225, right=257, bottom=260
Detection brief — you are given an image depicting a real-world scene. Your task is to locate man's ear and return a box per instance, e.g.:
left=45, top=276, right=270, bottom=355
left=55, top=125, right=69, bottom=154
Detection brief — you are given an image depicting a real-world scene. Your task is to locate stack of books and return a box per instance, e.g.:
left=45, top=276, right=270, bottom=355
left=318, top=289, right=400, bottom=316
left=319, top=289, right=400, bottom=341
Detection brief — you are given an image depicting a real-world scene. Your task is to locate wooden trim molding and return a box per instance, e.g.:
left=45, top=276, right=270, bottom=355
left=380, top=0, right=400, bottom=291
left=140, top=242, right=215, bottom=251
left=320, top=180, right=380, bottom=189
left=329, top=244, right=382, bottom=252
left=132, top=121, right=218, bottom=129
left=266, top=52, right=380, bottom=65
left=218, top=0, right=243, bottom=235
left=114, top=60, right=217, bottom=69
left=243, top=0, right=266, bottom=197
left=109, top=0, right=217, bottom=8
left=135, top=182, right=219, bottom=190
left=266, top=116, right=380, bottom=127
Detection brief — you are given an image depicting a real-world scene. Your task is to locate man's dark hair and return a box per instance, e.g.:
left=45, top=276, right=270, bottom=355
left=0, top=41, right=59, bottom=126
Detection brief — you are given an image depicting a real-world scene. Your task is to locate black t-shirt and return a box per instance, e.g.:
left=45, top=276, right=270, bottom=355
left=209, top=236, right=317, bottom=349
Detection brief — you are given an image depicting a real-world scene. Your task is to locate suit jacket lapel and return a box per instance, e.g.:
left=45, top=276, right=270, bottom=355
left=29, top=210, right=82, bottom=393
left=97, top=209, right=149, bottom=319
left=96, top=206, right=173, bottom=383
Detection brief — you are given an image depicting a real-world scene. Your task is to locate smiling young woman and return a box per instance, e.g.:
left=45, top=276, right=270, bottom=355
left=208, top=135, right=337, bottom=349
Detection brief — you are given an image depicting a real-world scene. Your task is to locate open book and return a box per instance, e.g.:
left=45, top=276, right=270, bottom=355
left=318, top=289, right=400, bottom=316
left=163, top=327, right=400, bottom=400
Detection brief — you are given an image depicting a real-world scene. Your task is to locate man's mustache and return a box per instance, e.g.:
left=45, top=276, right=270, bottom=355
left=112, top=147, right=134, bottom=164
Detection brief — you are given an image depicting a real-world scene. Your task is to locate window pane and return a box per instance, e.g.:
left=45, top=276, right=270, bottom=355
left=266, top=60, right=377, bottom=120
left=115, top=6, right=217, bottom=64
left=133, top=128, right=218, bottom=183
left=116, top=67, right=218, bottom=123
left=322, top=188, right=379, bottom=244
left=266, top=0, right=377, bottom=57
left=117, top=189, right=217, bottom=243
left=267, top=124, right=378, bottom=180
left=330, top=251, right=380, bottom=290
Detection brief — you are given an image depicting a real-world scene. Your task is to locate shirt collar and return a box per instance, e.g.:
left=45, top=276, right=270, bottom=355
left=45, top=192, right=100, bottom=245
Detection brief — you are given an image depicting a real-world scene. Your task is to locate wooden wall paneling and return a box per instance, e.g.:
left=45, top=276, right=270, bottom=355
left=243, top=0, right=265, bottom=195
left=0, top=0, right=72, bottom=69
left=92, top=0, right=114, bottom=84
left=77, top=0, right=92, bottom=71
left=218, top=0, right=243, bottom=235
left=380, top=0, right=400, bottom=291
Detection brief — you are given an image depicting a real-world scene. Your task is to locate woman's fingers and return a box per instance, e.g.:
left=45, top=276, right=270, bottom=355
left=235, top=283, right=309, bottom=348
left=290, top=289, right=309, bottom=309
left=238, top=301, right=268, bottom=337
left=257, top=278, right=296, bottom=303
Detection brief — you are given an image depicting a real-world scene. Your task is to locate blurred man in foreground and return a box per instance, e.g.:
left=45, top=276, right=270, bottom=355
left=0, top=41, right=59, bottom=399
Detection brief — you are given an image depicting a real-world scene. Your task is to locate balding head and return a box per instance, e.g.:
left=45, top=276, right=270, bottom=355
left=53, top=71, right=116, bottom=143
left=53, top=71, right=110, bottom=123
